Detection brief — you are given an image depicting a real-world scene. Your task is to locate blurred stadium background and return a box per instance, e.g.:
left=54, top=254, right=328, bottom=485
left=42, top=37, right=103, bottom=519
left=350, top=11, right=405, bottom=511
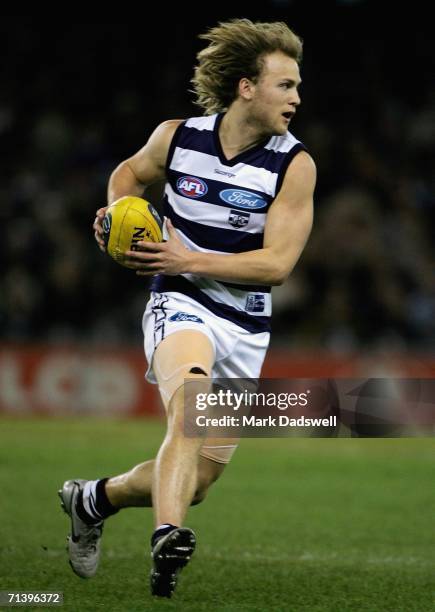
left=0, top=4, right=434, bottom=610
left=0, top=0, right=435, bottom=410
left=0, top=3, right=433, bottom=416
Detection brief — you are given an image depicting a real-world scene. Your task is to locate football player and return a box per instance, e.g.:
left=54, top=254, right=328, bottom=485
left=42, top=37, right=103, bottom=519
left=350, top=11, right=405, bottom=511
left=59, top=18, right=315, bottom=599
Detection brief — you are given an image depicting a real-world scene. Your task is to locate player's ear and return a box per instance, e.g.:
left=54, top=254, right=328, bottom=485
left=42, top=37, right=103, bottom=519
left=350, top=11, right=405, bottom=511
left=238, top=77, right=255, bottom=101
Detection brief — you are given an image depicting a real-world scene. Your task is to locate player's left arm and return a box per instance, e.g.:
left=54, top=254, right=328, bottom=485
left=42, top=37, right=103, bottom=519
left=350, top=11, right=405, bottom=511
left=128, top=151, right=315, bottom=285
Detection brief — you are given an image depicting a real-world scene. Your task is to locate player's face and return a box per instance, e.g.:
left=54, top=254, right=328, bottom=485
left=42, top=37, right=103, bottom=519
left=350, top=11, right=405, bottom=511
left=249, top=51, right=301, bottom=136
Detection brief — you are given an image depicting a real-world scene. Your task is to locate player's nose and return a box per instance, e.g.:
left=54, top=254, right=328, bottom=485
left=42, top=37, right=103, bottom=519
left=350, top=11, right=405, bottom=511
left=290, top=89, right=301, bottom=107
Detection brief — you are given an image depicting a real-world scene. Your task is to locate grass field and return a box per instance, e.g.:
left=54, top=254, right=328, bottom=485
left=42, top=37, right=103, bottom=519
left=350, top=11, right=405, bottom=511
left=0, top=417, right=434, bottom=611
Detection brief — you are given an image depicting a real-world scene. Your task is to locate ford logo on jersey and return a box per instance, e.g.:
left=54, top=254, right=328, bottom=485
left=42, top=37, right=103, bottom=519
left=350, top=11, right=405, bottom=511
left=219, top=189, right=267, bottom=209
left=176, top=176, right=208, bottom=199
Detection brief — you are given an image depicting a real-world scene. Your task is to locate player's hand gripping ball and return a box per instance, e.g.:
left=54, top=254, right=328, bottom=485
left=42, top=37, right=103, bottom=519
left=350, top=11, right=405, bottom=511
left=102, top=196, right=163, bottom=268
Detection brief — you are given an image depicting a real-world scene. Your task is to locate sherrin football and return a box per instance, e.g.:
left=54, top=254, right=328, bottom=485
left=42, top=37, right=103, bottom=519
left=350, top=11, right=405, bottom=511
left=102, top=196, right=163, bottom=268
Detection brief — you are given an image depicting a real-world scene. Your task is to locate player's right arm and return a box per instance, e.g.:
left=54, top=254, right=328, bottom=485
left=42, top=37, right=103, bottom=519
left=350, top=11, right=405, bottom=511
left=93, top=119, right=182, bottom=252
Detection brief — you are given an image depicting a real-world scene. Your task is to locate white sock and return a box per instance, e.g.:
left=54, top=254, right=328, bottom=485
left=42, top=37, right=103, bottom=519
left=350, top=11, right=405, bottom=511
left=82, top=480, right=103, bottom=521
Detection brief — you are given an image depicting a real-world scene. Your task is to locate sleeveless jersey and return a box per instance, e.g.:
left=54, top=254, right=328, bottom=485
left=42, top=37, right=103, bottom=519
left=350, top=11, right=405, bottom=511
left=150, top=113, right=305, bottom=333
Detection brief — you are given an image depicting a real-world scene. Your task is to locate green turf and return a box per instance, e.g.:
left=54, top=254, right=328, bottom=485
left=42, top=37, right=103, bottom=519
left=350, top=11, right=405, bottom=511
left=0, top=417, right=434, bottom=611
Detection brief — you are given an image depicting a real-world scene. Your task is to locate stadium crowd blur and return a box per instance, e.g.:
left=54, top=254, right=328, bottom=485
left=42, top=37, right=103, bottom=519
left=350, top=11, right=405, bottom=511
left=1, top=6, right=434, bottom=352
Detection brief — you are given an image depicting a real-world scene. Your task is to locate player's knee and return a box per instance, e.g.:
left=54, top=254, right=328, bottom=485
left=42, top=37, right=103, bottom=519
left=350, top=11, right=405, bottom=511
left=191, top=457, right=225, bottom=504
left=191, top=487, right=208, bottom=505
left=191, top=476, right=212, bottom=505
left=166, top=368, right=211, bottom=433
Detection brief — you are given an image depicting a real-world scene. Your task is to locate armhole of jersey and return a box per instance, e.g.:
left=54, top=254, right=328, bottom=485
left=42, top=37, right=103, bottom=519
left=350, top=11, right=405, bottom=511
left=275, top=142, right=307, bottom=195
left=165, top=120, right=186, bottom=175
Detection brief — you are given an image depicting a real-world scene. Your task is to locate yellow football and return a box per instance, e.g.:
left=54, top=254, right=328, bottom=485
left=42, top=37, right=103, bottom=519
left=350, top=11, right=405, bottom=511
left=102, top=196, right=163, bottom=268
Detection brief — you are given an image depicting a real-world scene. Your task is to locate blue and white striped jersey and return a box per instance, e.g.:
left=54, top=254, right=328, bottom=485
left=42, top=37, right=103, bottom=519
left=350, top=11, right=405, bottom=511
left=150, top=113, right=305, bottom=333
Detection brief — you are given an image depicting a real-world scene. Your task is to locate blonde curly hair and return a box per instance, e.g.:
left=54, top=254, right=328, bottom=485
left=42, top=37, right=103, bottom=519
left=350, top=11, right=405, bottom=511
left=191, top=19, right=303, bottom=115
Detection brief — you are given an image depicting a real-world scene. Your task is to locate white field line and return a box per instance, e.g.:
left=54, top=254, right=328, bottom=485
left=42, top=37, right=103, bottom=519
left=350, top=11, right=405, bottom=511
left=201, top=549, right=432, bottom=566
left=37, top=548, right=433, bottom=567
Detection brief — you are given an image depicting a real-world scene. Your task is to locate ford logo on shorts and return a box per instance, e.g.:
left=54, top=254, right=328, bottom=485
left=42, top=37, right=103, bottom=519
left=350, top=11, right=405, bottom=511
left=219, top=189, right=267, bottom=209
left=176, top=176, right=208, bottom=199
left=169, top=312, right=204, bottom=323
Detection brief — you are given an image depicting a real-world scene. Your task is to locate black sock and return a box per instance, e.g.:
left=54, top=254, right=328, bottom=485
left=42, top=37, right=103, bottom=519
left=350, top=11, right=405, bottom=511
left=75, top=489, right=100, bottom=524
left=151, top=523, right=178, bottom=548
left=94, top=478, right=119, bottom=519
left=75, top=478, right=119, bottom=524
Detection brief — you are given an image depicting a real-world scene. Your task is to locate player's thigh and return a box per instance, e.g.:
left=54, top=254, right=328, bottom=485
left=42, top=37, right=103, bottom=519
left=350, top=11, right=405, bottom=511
left=153, top=329, right=215, bottom=411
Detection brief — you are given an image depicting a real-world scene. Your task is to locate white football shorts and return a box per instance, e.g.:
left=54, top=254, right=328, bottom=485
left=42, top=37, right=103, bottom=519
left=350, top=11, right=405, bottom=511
left=143, top=291, right=270, bottom=384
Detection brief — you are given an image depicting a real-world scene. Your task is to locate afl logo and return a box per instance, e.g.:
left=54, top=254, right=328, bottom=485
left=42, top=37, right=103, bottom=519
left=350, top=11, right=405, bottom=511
left=176, top=175, right=208, bottom=199
left=219, top=189, right=267, bottom=210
